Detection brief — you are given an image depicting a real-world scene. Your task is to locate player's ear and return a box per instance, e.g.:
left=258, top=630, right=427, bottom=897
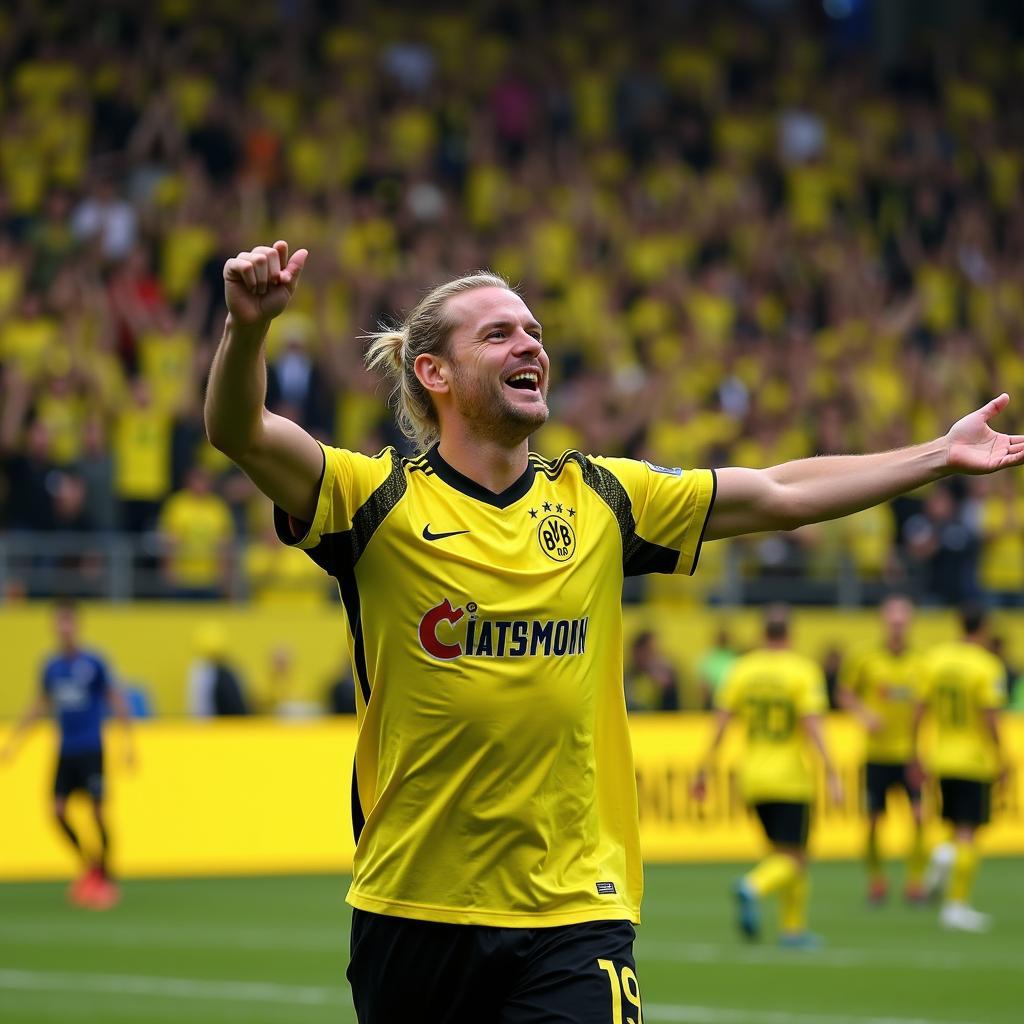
left=415, top=353, right=449, bottom=395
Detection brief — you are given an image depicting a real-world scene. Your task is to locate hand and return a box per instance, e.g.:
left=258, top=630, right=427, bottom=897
left=224, top=240, right=308, bottom=328
left=945, top=394, right=1024, bottom=475
left=906, top=759, right=926, bottom=789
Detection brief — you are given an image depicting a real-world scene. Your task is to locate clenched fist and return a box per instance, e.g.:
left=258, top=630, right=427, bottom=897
left=224, top=240, right=308, bottom=327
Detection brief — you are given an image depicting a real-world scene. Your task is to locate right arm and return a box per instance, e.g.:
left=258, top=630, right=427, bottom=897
left=204, top=241, right=323, bottom=523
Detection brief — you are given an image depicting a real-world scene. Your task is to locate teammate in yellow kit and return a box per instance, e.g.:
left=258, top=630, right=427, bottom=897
left=838, top=594, right=928, bottom=904
left=695, top=606, right=842, bottom=948
left=914, top=605, right=1008, bottom=932
left=205, top=239, right=1024, bottom=1021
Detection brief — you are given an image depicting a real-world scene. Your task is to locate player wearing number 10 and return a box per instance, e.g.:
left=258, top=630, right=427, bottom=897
left=205, top=240, right=1024, bottom=1022
left=695, top=606, right=841, bottom=948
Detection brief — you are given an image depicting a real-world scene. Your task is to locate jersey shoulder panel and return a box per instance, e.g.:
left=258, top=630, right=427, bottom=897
left=577, top=454, right=717, bottom=577
left=274, top=445, right=409, bottom=576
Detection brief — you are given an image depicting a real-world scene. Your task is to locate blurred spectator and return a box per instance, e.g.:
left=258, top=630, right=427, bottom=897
left=971, top=475, right=1024, bottom=607
left=696, top=626, right=740, bottom=710
left=114, top=378, right=172, bottom=533
left=187, top=622, right=250, bottom=716
left=901, top=485, right=981, bottom=606
left=260, top=644, right=318, bottom=718
left=3, top=418, right=57, bottom=531
left=625, top=631, right=680, bottom=712
left=77, top=415, right=117, bottom=532
left=70, top=176, right=137, bottom=263
left=157, top=465, right=234, bottom=599
left=265, top=314, right=333, bottom=437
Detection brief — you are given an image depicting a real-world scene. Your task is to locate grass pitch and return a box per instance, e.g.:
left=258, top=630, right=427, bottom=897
left=0, top=859, right=1020, bottom=1024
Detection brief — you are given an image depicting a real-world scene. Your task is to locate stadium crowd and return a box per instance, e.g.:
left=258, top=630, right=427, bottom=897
left=1, top=1, right=1023, bottom=605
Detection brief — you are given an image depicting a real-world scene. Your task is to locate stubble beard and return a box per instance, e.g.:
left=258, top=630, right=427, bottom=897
left=451, top=365, right=549, bottom=445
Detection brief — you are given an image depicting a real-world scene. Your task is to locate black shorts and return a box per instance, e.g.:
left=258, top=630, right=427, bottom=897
left=54, top=751, right=104, bottom=800
left=938, top=777, right=991, bottom=827
left=347, top=909, right=640, bottom=1024
left=864, top=761, right=921, bottom=815
left=752, top=801, right=811, bottom=849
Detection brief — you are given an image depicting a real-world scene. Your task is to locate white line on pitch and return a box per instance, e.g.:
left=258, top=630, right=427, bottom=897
left=0, top=969, right=347, bottom=1007
left=642, top=940, right=1020, bottom=972
left=0, top=920, right=347, bottom=952
left=0, top=970, right=996, bottom=1024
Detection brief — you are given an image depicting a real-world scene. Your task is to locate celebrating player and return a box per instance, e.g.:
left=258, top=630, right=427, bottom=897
left=838, top=594, right=928, bottom=904
left=205, top=240, right=1024, bottom=1021
left=694, top=605, right=841, bottom=948
left=1, top=599, right=133, bottom=909
left=914, top=605, right=1008, bottom=932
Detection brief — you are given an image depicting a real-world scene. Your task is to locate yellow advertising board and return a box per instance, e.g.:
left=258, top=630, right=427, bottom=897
left=1, top=716, right=1021, bottom=881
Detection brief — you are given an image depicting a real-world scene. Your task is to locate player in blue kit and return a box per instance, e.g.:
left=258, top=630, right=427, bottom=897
left=2, top=599, right=134, bottom=908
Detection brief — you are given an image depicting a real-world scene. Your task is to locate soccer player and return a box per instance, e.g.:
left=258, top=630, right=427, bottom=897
left=1, top=599, right=133, bottom=909
left=913, top=605, right=1008, bottom=932
left=694, top=605, right=841, bottom=948
left=205, top=239, right=1024, bottom=1021
left=838, top=594, right=928, bottom=904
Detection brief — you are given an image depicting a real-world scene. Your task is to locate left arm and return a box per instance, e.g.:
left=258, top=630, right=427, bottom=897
left=706, top=395, right=1024, bottom=541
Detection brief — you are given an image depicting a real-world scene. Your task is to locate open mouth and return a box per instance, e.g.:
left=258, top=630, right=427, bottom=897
left=505, top=370, right=540, bottom=392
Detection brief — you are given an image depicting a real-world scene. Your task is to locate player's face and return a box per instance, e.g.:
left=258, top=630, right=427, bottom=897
left=883, top=597, right=912, bottom=644
left=442, top=288, right=550, bottom=443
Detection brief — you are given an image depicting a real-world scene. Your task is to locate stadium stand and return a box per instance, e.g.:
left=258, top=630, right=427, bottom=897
left=1, top=0, right=1023, bottom=605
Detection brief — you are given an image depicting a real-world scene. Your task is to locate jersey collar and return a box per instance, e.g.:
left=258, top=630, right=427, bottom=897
left=424, top=444, right=537, bottom=509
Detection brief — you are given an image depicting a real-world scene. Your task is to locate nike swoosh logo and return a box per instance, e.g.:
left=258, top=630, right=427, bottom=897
left=422, top=525, right=471, bottom=542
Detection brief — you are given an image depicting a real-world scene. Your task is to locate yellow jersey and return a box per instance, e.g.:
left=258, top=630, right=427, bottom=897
left=158, top=490, right=234, bottom=589
left=921, top=642, right=1006, bottom=782
left=280, top=444, right=716, bottom=927
left=717, top=649, right=828, bottom=803
left=840, top=647, right=924, bottom=764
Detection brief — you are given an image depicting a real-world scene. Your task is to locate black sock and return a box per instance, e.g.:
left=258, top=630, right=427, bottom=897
left=56, top=815, right=83, bottom=855
left=96, top=820, right=111, bottom=878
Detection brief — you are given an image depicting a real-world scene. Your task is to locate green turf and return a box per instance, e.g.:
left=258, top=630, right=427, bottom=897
left=0, top=860, right=1020, bottom=1023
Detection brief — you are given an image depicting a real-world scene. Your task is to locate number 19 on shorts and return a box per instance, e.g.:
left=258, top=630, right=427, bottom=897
left=597, top=959, right=643, bottom=1024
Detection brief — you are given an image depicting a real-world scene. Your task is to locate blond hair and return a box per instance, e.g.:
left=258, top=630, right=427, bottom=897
left=364, top=272, right=514, bottom=450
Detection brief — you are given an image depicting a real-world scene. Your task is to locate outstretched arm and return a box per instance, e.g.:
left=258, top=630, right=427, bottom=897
left=706, top=395, right=1024, bottom=541
left=204, top=240, right=323, bottom=523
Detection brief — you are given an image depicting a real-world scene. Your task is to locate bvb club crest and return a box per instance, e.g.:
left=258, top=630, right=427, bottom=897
left=538, top=514, right=576, bottom=562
